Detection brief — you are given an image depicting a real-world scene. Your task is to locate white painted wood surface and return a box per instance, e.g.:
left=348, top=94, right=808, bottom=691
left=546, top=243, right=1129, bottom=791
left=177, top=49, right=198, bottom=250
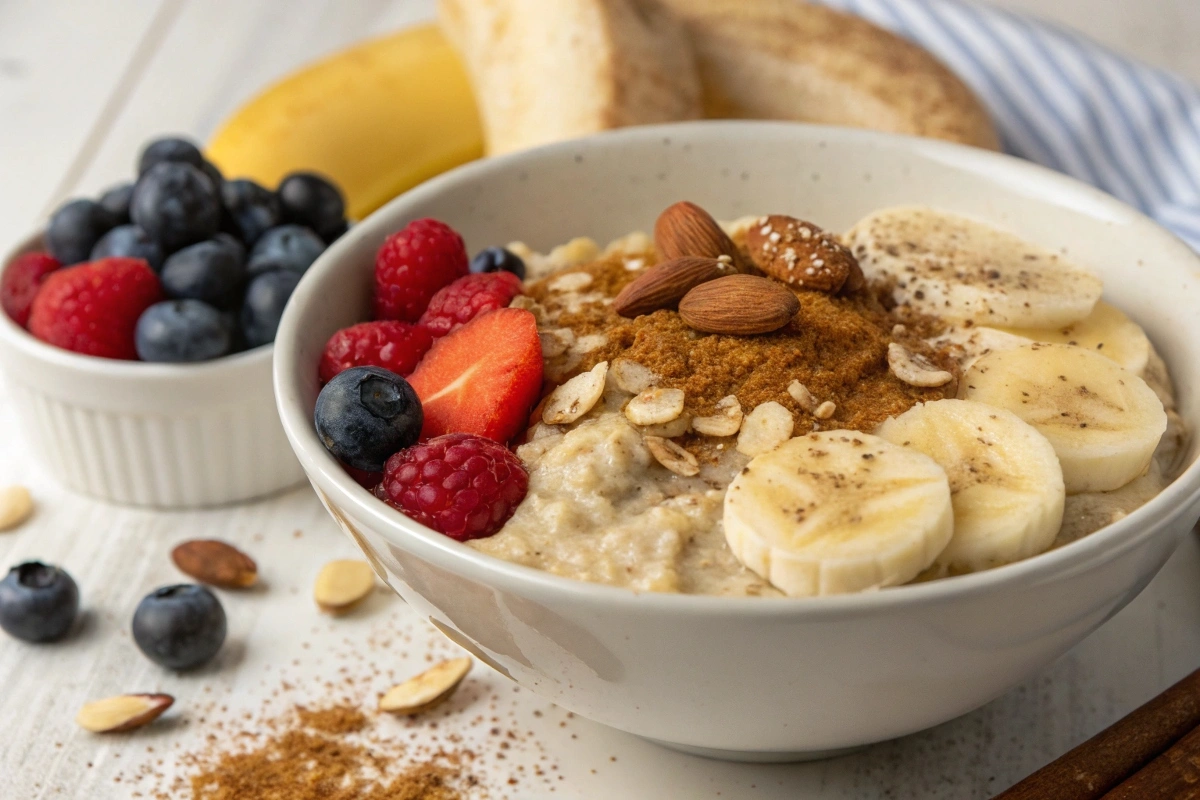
left=1, top=1, right=1199, bottom=797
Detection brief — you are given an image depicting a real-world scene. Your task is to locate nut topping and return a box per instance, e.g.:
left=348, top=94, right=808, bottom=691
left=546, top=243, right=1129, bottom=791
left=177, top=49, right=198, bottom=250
left=171, top=540, right=258, bottom=589
left=380, top=657, right=473, bottom=715
left=547, top=271, right=594, bottom=293
left=813, top=400, right=837, bottom=420
left=786, top=381, right=818, bottom=413
left=624, top=387, right=685, bottom=426
left=314, top=559, right=376, bottom=615
left=539, top=328, right=575, bottom=357
left=0, top=485, right=33, bottom=531
left=610, top=359, right=658, bottom=394
left=692, top=395, right=744, bottom=437
left=654, top=201, right=749, bottom=271
left=76, top=694, right=174, bottom=733
left=644, top=436, right=700, bottom=477
left=678, top=275, right=799, bottom=335
left=888, top=342, right=954, bottom=387
left=543, top=361, right=608, bottom=424
left=737, top=401, right=795, bottom=457
left=613, top=256, right=733, bottom=318
left=745, top=215, right=860, bottom=294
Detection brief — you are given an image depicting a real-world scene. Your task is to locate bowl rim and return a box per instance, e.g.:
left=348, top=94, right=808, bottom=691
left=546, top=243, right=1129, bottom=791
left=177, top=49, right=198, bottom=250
left=275, top=120, right=1200, bottom=617
left=0, top=230, right=274, bottom=379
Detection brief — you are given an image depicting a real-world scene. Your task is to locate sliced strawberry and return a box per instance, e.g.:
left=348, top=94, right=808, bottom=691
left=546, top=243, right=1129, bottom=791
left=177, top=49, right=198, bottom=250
left=407, top=307, right=542, bottom=443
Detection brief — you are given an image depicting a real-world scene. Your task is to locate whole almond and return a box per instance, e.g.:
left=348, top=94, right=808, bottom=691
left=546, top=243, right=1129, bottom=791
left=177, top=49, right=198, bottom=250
left=171, top=540, right=258, bottom=589
left=678, top=275, right=799, bottom=335
left=76, top=694, right=174, bottom=733
left=613, top=256, right=733, bottom=317
left=654, top=201, right=749, bottom=271
left=380, top=657, right=473, bottom=715
left=745, top=215, right=860, bottom=293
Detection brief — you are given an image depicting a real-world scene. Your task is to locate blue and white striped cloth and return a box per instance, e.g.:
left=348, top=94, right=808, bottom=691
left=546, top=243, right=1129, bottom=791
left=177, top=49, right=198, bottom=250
left=817, top=0, right=1200, bottom=252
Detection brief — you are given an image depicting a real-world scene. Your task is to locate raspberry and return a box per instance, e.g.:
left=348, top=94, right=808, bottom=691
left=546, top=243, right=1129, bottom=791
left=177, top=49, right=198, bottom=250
left=378, top=433, right=529, bottom=541
left=28, top=257, right=162, bottom=359
left=1, top=252, right=61, bottom=327
left=319, top=321, right=434, bottom=384
left=418, top=272, right=523, bottom=338
left=373, top=218, right=468, bottom=322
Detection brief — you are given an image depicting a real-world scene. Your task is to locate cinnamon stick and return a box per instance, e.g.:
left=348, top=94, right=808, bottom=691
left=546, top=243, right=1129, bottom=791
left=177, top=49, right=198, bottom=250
left=1100, top=722, right=1200, bottom=799
left=993, top=668, right=1200, bottom=800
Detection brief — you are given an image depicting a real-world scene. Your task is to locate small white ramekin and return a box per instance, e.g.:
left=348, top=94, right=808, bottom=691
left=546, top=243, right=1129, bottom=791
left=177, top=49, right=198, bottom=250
left=0, top=232, right=305, bottom=508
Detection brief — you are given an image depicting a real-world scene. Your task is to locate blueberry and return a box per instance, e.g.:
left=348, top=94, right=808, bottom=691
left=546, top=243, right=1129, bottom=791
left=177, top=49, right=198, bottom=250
left=240, top=269, right=302, bottom=348
left=135, top=300, right=234, bottom=363
left=131, top=162, right=222, bottom=253
left=132, top=584, right=226, bottom=670
left=200, top=159, right=224, bottom=190
left=221, top=179, right=282, bottom=247
left=0, top=561, right=79, bottom=643
left=137, top=136, right=205, bottom=176
left=315, top=366, right=423, bottom=471
left=277, top=172, right=346, bottom=240
left=90, top=224, right=165, bottom=271
left=160, top=237, right=246, bottom=306
left=45, top=199, right=116, bottom=265
left=246, top=224, right=325, bottom=277
left=470, top=246, right=526, bottom=280
left=98, top=181, right=135, bottom=224
left=322, top=219, right=350, bottom=245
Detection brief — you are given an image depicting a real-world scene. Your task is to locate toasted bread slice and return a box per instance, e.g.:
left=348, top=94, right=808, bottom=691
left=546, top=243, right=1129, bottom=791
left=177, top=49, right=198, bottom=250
left=438, top=0, right=702, bottom=155
left=657, top=0, right=1000, bottom=149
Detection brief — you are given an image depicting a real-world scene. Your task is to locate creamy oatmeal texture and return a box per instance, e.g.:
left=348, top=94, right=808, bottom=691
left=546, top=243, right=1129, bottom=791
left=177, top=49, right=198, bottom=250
left=470, top=209, right=1188, bottom=597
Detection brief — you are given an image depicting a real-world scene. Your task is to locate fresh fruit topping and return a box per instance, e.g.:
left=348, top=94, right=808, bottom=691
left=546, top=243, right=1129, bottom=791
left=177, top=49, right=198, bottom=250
left=318, top=321, right=433, bottom=384
left=131, top=162, right=222, bottom=252
left=417, top=271, right=523, bottom=338
left=379, top=657, right=472, bottom=715
left=278, top=172, right=346, bottom=241
left=373, top=218, right=468, bottom=322
left=724, top=432, right=953, bottom=596
left=29, top=257, right=163, bottom=359
left=877, top=399, right=1065, bottom=572
left=132, top=584, right=226, bottom=670
left=654, top=201, right=748, bottom=271
left=0, top=561, right=79, bottom=642
left=745, top=215, right=859, bottom=293
left=97, top=182, right=135, bottom=224
left=170, top=539, right=258, bottom=589
left=677, top=274, right=799, bottom=335
left=995, top=300, right=1152, bottom=375
left=90, top=224, right=165, bottom=271
left=240, top=269, right=301, bottom=348
left=46, top=199, right=116, bottom=265
left=160, top=237, right=246, bottom=306
left=963, top=343, right=1167, bottom=493
left=614, top=256, right=733, bottom=317
left=407, top=307, right=542, bottom=442
left=378, top=432, right=529, bottom=541
left=220, top=179, right=282, bottom=246
left=314, top=365, right=424, bottom=471
left=135, top=300, right=234, bottom=363
left=247, top=224, right=325, bottom=277
left=1, top=251, right=60, bottom=327
left=0, top=485, right=33, bottom=531
left=469, top=246, right=526, bottom=280
left=313, top=559, right=375, bottom=614
left=76, top=694, right=174, bottom=733
left=137, top=136, right=206, bottom=176
left=542, top=361, right=608, bottom=425
left=343, top=464, right=383, bottom=490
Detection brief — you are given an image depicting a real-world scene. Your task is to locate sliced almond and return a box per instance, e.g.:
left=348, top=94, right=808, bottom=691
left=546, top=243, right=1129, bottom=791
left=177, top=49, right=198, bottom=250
left=509, top=295, right=548, bottom=325
left=654, top=201, right=749, bottom=271
left=692, top=395, right=743, bottom=437
left=171, top=539, right=257, bottom=589
left=639, top=414, right=692, bottom=438
left=813, top=400, right=837, bottom=420
left=0, top=485, right=33, bottom=531
left=737, top=401, right=795, bottom=457
left=543, top=361, right=609, bottom=424
left=314, top=559, right=375, bottom=614
left=379, top=657, right=473, bottom=715
left=786, top=381, right=818, bottom=413
left=624, top=387, right=685, bottom=426
left=745, top=215, right=859, bottom=293
left=570, top=333, right=608, bottom=354
left=888, top=343, right=954, bottom=387
left=678, top=275, right=799, bottom=336
left=539, top=329, right=574, bottom=358
left=645, top=436, right=700, bottom=477
left=547, top=271, right=593, bottom=293
left=611, top=359, right=658, bottom=394
left=613, top=256, right=733, bottom=317
left=76, top=694, right=173, bottom=733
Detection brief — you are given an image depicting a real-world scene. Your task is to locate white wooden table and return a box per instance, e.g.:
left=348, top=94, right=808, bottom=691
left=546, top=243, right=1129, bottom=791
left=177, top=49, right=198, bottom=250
left=2, top=2, right=1199, bottom=797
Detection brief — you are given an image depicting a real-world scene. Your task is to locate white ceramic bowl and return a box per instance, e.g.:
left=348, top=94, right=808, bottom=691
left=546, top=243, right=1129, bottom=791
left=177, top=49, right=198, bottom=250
left=275, top=122, right=1200, bottom=760
left=0, top=233, right=304, bottom=508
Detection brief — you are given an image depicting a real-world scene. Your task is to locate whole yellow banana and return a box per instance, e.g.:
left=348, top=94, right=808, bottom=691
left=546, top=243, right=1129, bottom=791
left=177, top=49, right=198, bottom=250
left=207, top=24, right=483, bottom=221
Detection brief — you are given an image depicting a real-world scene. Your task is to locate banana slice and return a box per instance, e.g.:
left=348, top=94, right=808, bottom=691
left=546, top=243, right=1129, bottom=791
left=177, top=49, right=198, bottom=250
left=845, top=206, right=1103, bottom=328
left=876, top=400, right=1064, bottom=572
left=927, top=325, right=1031, bottom=373
left=963, top=343, right=1166, bottom=493
left=996, top=300, right=1151, bottom=375
left=724, top=432, right=952, bottom=596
